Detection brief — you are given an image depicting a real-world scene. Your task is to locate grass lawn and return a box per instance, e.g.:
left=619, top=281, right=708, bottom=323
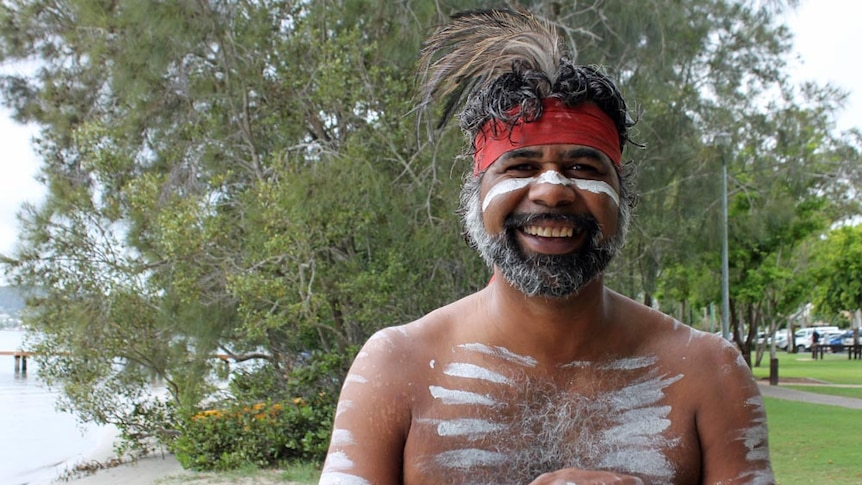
left=782, top=385, right=862, bottom=399
left=749, top=351, right=862, bottom=483
left=750, top=351, right=862, bottom=386
left=766, top=398, right=862, bottom=484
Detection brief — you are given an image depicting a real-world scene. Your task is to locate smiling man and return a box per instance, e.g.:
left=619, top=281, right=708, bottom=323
left=319, top=8, right=773, bottom=485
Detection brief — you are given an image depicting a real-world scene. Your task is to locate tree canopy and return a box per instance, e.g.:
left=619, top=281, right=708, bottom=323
left=1, top=0, right=860, bottom=461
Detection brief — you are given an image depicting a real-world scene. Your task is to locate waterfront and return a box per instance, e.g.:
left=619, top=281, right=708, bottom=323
left=0, top=329, right=115, bottom=485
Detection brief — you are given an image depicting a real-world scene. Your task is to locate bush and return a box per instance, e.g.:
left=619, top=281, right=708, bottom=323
left=171, top=395, right=333, bottom=471
left=170, top=350, right=354, bottom=471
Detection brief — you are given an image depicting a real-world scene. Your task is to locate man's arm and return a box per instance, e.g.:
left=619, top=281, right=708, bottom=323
left=696, top=339, right=774, bottom=483
left=319, top=327, right=412, bottom=485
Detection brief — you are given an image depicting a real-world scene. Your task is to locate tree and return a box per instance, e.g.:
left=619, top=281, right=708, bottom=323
left=811, top=224, right=862, bottom=316
left=0, top=0, right=487, bottom=454
left=1, top=0, right=860, bottom=463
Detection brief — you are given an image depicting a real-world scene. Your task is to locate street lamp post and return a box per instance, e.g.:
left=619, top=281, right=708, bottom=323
left=715, top=133, right=732, bottom=341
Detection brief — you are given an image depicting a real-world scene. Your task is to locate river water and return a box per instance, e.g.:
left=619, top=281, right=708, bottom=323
left=0, top=329, right=115, bottom=485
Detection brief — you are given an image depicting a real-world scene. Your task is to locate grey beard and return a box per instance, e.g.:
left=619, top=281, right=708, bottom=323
left=460, top=176, right=628, bottom=298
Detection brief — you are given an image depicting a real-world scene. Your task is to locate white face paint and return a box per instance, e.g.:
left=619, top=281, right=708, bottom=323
left=481, top=170, right=619, bottom=212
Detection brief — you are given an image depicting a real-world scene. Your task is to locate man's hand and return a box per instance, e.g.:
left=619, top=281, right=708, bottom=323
left=529, top=469, right=645, bottom=485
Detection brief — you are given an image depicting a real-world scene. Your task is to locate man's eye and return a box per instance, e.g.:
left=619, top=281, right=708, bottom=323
left=567, top=163, right=598, bottom=173
left=507, top=163, right=536, bottom=172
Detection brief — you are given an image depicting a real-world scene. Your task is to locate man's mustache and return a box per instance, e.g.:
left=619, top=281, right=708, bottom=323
left=504, top=213, right=600, bottom=234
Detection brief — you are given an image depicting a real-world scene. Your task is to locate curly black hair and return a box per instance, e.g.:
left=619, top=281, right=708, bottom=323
left=460, top=61, right=634, bottom=159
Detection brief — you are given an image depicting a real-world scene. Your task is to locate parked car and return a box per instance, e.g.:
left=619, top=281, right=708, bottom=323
left=773, top=329, right=789, bottom=350
left=838, top=330, right=860, bottom=347
left=793, top=326, right=840, bottom=352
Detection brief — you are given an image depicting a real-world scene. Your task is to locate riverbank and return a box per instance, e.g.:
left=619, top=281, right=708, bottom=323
left=62, top=454, right=306, bottom=485
left=62, top=454, right=188, bottom=485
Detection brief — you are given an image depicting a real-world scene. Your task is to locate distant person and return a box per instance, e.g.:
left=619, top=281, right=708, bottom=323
left=320, top=8, right=773, bottom=484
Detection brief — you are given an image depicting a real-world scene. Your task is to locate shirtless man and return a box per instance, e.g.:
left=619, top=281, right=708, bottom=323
left=320, top=9, right=773, bottom=485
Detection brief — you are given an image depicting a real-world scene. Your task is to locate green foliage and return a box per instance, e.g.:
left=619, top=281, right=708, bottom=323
left=811, top=224, right=862, bottom=315
left=171, top=398, right=330, bottom=471
left=172, top=350, right=350, bottom=470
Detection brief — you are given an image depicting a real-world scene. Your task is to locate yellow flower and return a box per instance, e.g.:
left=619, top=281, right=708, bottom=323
left=192, top=409, right=222, bottom=420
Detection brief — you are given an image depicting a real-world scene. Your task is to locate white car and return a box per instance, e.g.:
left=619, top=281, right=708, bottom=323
left=840, top=330, right=860, bottom=347
left=773, top=329, right=789, bottom=350
left=793, top=326, right=840, bottom=352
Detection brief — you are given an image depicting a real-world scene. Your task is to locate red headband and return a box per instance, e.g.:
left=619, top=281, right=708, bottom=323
left=472, top=98, right=622, bottom=175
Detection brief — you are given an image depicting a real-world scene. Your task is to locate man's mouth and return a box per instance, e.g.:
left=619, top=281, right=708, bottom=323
left=522, top=225, right=576, bottom=238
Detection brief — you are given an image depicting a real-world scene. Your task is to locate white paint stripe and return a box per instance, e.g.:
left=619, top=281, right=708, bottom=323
left=482, top=177, right=531, bottom=212
left=434, top=448, right=509, bottom=469
left=740, top=396, right=769, bottom=462
left=318, top=472, right=371, bottom=485
left=323, top=450, right=354, bottom=471
left=429, top=385, right=497, bottom=406
left=573, top=178, right=619, bottom=205
left=608, top=373, right=683, bottom=409
left=560, top=356, right=656, bottom=370
left=458, top=343, right=538, bottom=367
left=436, top=418, right=507, bottom=438
left=344, top=373, right=368, bottom=385
left=444, top=362, right=512, bottom=385
left=335, top=400, right=353, bottom=418
left=599, top=356, right=657, bottom=370
left=330, top=428, right=355, bottom=447
left=481, top=171, right=619, bottom=212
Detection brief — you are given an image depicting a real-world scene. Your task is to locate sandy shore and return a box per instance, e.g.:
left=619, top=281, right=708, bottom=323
left=61, top=453, right=189, bottom=485
left=61, top=453, right=304, bottom=485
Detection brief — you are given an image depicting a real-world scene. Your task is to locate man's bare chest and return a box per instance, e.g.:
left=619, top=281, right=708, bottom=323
left=403, top=343, right=699, bottom=484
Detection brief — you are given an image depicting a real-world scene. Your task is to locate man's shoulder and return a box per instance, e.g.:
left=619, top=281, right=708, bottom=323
left=360, top=293, right=479, bottom=357
left=613, top=296, right=738, bottom=361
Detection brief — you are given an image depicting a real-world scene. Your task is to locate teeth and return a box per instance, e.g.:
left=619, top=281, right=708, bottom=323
left=524, top=226, right=574, bottom=238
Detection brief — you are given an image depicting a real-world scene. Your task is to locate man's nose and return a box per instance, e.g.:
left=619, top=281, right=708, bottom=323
left=528, top=171, right=576, bottom=207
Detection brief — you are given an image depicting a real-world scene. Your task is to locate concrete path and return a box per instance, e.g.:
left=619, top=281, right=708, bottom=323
left=758, top=383, right=862, bottom=409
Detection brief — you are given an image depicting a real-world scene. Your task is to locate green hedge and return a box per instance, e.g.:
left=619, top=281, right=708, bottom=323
left=171, top=395, right=333, bottom=471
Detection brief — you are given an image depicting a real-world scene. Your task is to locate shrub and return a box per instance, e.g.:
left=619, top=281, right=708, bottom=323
left=170, top=350, right=353, bottom=471
left=171, top=395, right=333, bottom=471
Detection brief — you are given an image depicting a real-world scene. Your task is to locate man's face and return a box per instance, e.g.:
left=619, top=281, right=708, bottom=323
left=461, top=144, right=629, bottom=298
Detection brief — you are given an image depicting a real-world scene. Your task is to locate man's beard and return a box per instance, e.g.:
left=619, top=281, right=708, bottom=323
left=460, top=176, right=629, bottom=298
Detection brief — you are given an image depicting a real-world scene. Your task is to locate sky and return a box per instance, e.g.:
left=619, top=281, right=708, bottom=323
left=0, top=0, right=861, bottom=263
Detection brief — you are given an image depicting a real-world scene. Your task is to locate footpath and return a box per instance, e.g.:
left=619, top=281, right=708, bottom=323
left=758, top=383, right=862, bottom=410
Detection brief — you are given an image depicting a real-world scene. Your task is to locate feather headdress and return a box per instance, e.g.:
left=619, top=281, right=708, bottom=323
left=418, top=8, right=566, bottom=130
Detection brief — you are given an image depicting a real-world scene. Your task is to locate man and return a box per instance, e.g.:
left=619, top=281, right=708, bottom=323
left=320, top=8, right=772, bottom=485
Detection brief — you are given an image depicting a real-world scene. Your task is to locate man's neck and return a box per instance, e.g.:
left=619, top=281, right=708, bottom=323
left=482, top=270, right=615, bottom=366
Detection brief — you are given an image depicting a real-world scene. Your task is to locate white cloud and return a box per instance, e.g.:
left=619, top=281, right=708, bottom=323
left=783, top=0, right=862, bottom=132
left=0, top=108, right=43, bottom=258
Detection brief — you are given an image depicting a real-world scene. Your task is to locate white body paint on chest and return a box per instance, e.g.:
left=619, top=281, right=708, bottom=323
left=457, top=343, right=538, bottom=367
left=444, top=362, right=513, bottom=385
left=420, top=346, right=684, bottom=483
left=482, top=170, right=620, bottom=212
left=429, top=385, right=498, bottom=406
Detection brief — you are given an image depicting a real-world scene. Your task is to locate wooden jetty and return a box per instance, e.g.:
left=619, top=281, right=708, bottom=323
left=0, top=350, right=35, bottom=372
